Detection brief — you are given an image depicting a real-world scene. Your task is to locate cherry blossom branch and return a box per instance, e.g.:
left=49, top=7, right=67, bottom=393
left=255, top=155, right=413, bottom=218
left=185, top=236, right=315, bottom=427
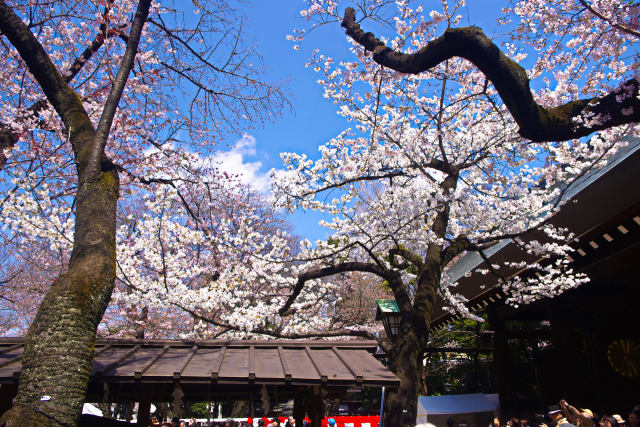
left=477, top=247, right=511, bottom=290
left=66, top=0, right=121, bottom=83
left=294, top=169, right=408, bottom=198
left=278, top=261, right=390, bottom=316
left=341, top=7, right=640, bottom=142
left=578, top=0, right=640, bottom=38
left=89, top=0, right=151, bottom=179
left=174, top=302, right=380, bottom=341
left=0, top=1, right=124, bottom=168
left=0, top=0, right=94, bottom=143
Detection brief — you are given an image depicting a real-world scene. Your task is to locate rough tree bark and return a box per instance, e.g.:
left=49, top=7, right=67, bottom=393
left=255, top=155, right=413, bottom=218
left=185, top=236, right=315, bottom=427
left=341, top=7, right=640, bottom=142
left=383, top=313, right=426, bottom=427
left=0, top=1, right=150, bottom=425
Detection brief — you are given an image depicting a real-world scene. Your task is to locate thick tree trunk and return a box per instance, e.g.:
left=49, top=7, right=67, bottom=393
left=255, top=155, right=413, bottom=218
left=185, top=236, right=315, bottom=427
left=0, top=0, right=149, bottom=424
left=0, top=169, right=119, bottom=427
left=383, top=323, right=425, bottom=427
left=383, top=261, right=439, bottom=427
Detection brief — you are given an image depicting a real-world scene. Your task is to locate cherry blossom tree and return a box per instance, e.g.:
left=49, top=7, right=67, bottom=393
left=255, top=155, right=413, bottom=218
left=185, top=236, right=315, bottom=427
left=272, top=0, right=640, bottom=425
left=2, top=154, right=376, bottom=341
left=108, top=165, right=380, bottom=341
left=0, top=0, right=286, bottom=425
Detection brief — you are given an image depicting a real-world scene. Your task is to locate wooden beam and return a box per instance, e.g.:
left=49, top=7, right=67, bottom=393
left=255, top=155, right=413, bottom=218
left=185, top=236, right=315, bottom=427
left=277, top=346, right=292, bottom=384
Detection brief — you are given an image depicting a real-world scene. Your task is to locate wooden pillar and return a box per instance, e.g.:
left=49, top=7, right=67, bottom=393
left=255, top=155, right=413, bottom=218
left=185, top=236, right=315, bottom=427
left=137, top=383, right=153, bottom=427
left=293, top=389, right=305, bottom=426
left=546, top=300, right=580, bottom=403
left=0, top=384, right=17, bottom=418
left=578, top=318, right=606, bottom=410
left=305, top=386, right=323, bottom=427
left=488, top=305, right=515, bottom=417
left=250, top=392, right=255, bottom=418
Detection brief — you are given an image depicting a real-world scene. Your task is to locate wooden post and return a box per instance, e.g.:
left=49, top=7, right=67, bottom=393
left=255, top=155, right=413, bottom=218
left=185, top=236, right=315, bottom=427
left=310, top=386, right=323, bottom=427
left=250, top=392, right=255, bottom=418
left=293, top=389, right=305, bottom=426
left=137, top=383, right=153, bottom=427
left=304, top=387, right=323, bottom=427
left=487, top=305, right=514, bottom=416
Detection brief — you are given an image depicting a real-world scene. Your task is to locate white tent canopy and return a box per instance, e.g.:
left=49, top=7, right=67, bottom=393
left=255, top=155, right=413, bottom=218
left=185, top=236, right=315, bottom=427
left=418, top=393, right=499, bottom=416
left=82, top=403, right=103, bottom=417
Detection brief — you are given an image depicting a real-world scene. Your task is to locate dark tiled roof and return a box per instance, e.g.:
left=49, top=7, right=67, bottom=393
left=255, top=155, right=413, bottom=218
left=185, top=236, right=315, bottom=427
left=0, top=338, right=399, bottom=387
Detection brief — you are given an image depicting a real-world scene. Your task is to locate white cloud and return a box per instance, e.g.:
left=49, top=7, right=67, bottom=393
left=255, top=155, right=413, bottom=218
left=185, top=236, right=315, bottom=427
left=210, top=134, right=271, bottom=192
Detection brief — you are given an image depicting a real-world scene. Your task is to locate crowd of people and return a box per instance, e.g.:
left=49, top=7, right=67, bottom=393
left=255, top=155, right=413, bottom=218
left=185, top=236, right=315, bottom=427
left=146, top=401, right=640, bottom=427
left=483, top=401, right=640, bottom=427
left=150, top=416, right=301, bottom=426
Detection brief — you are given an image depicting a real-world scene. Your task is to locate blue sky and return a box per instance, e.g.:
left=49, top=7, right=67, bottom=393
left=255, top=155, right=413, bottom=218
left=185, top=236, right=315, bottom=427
left=215, top=1, right=508, bottom=241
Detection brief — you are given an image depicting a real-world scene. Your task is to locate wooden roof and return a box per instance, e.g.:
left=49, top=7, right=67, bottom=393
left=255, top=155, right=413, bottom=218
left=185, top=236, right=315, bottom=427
left=0, top=338, right=399, bottom=388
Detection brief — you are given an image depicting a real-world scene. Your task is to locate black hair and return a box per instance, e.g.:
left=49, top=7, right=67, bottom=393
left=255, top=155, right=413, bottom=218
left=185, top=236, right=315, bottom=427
left=600, top=415, right=620, bottom=427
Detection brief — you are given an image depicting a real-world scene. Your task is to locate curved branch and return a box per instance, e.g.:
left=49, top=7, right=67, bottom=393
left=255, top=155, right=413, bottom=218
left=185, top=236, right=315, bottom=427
left=341, top=7, right=640, bottom=142
left=278, top=261, right=389, bottom=316
left=389, top=245, right=423, bottom=269
left=441, top=234, right=470, bottom=268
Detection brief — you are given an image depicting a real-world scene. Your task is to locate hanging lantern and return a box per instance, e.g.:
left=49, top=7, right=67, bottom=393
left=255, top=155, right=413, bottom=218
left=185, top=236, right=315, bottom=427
left=375, top=299, right=402, bottom=339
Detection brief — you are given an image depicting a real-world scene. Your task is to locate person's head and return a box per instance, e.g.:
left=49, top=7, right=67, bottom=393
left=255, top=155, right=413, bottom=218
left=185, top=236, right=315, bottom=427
left=327, top=418, right=336, bottom=426
left=519, top=419, right=528, bottom=427
left=630, top=406, right=640, bottom=427
left=493, top=418, right=501, bottom=427
left=258, top=420, right=265, bottom=427
left=612, top=415, right=625, bottom=425
left=272, top=420, right=280, bottom=426
left=510, top=418, right=520, bottom=427
left=599, top=416, right=619, bottom=427
left=549, top=411, right=564, bottom=424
